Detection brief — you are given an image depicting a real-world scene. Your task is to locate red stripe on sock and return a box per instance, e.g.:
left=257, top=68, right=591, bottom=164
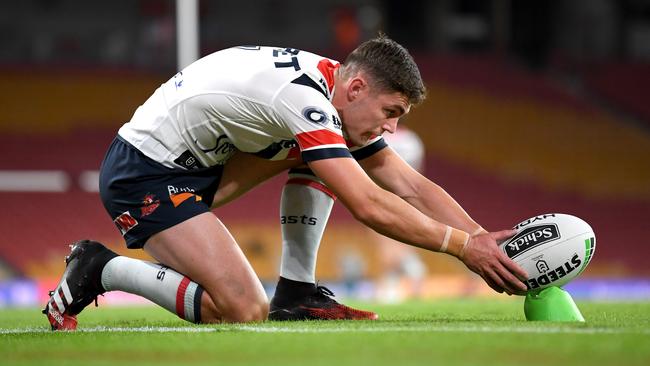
left=176, top=276, right=191, bottom=320
left=286, top=178, right=337, bottom=200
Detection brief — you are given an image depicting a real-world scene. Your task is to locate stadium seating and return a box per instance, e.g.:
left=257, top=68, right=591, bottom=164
left=581, top=62, right=650, bottom=127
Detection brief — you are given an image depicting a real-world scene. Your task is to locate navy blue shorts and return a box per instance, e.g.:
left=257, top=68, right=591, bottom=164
left=99, top=136, right=224, bottom=249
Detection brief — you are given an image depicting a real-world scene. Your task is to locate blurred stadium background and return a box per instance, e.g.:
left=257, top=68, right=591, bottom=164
left=1, top=0, right=649, bottom=308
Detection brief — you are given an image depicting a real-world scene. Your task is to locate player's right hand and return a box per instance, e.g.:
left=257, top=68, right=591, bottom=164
left=459, top=229, right=529, bottom=295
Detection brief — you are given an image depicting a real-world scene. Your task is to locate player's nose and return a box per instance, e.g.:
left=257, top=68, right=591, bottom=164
left=382, top=119, right=398, bottom=134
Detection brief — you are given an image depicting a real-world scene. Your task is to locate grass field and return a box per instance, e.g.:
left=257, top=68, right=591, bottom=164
left=1, top=299, right=649, bottom=366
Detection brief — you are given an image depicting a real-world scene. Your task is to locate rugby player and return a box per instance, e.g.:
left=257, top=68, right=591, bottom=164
left=43, top=35, right=528, bottom=330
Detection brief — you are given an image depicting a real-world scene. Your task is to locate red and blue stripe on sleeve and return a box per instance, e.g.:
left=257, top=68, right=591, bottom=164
left=295, top=129, right=352, bottom=162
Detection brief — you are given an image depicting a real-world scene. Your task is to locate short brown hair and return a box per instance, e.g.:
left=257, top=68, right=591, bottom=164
left=342, top=34, right=426, bottom=105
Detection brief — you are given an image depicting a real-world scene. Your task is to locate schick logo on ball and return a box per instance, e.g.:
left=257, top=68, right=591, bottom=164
left=505, top=224, right=560, bottom=258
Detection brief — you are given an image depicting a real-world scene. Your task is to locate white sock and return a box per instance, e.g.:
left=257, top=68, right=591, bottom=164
left=101, top=256, right=204, bottom=323
left=279, top=169, right=335, bottom=283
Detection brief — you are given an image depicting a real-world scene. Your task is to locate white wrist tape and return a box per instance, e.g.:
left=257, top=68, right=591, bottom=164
left=439, top=226, right=470, bottom=258
left=440, top=226, right=453, bottom=253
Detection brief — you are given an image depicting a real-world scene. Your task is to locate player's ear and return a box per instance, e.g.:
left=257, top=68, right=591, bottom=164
left=347, top=77, right=366, bottom=102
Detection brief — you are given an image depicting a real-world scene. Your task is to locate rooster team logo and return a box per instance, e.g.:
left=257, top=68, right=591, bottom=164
left=140, top=194, right=160, bottom=217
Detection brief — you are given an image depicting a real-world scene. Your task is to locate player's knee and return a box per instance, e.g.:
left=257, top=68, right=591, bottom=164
left=223, top=298, right=269, bottom=323
left=200, top=298, right=268, bottom=323
left=199, top=288, right=268, bottom=323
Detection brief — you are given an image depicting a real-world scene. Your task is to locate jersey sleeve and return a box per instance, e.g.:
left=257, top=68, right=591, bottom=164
left=273, top=77, right=352, bottom=163
left=349, top=135, right=388, bottom=161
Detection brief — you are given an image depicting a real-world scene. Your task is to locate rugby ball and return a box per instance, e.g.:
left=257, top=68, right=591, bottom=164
left=498, top=213, right=596, bottom=292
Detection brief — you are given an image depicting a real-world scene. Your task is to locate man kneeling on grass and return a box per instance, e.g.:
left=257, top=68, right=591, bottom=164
left=44, top=35, right=527, bottom=330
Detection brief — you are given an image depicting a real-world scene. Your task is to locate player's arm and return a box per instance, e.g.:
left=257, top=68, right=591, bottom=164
left=360, top=146, right=485, bottom=235
left=211, top=151, right=301, bottom=208
left=358, top=147, right=528, bottom=294
left=308, top=157, right=528, bottom=294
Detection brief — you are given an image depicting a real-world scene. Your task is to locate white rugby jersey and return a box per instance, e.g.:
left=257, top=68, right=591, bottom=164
left=118, top=46, right=386, bottom=170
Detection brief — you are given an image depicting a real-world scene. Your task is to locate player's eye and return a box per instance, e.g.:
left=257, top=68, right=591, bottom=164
left=384, top=109, right=396, bottom=118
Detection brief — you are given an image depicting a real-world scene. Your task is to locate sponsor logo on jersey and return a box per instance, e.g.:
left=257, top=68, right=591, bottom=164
left=302, top=107, right=328, bottom=125
left=114, top=211, right=138, bottom=236
left=504, top=224, right=560, bottom=258
left=280, top=215, right=318, bottom=226
left=140, top=194, right=161, bottom=217
left=273, top=47, right=301, bottom=71
left=195, top=135, right=236, bottom=165
left=332, top=115, right=342, bottom=129
left=167, top=185, right=202, bottom=207
left=526, top=253, right=581, bottom=290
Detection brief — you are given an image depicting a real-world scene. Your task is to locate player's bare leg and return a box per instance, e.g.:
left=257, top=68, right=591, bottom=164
left=144, top=212, right=268, bottom=323
left=43, top=212, right=266, bottom=329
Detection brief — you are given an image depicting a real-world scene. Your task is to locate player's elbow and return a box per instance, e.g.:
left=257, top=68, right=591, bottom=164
left=350, top=204, right=373, bottom=224
left=349, top=196, right=391, bottom=230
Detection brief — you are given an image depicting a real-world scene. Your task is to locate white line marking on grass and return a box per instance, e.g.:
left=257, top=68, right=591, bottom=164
left=231, top=325, right=650, bottom=335
left=2, top=324, right=649, bottom=335
left=0, top=326, right=218, bottom=334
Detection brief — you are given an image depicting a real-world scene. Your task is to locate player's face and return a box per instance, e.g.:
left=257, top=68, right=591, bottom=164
left=334, top=77, right=411, bottom=146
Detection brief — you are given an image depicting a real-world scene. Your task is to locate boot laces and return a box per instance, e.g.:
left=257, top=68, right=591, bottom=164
left=314, top=285, right=337, bottom=302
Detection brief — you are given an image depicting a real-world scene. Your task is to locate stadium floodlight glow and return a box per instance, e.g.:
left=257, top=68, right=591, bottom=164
left=0, top=170, right=69, bottom=192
